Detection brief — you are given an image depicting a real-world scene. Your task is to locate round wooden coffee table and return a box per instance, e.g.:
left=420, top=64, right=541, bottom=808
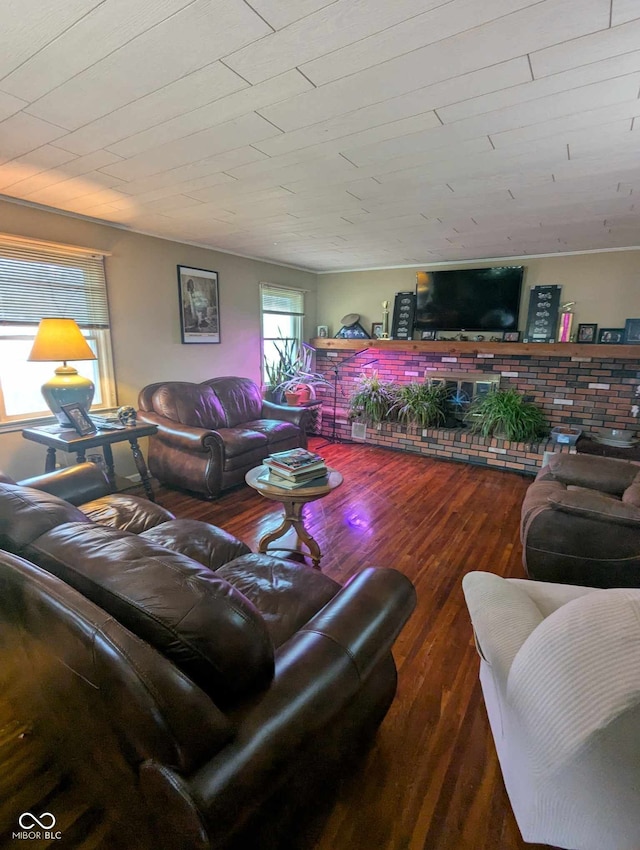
left=245, top=465, right=343, bottom=569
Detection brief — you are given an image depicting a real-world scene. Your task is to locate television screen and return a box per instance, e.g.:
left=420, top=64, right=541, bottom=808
left=415, top=266, right=524, bottom=331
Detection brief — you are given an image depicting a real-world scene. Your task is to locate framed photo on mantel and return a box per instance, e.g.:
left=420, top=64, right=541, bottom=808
left=523, top=285, right=561, bottom=343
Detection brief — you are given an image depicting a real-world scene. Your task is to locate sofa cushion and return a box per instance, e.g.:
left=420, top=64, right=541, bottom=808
left=244, top=419, right=301, bottom=445
left=216, top=427, right=268, bottom=458
left=151, top=382, right=226, bottom=430
left=218, top=554, right=341, bottom=647
left=0, top=482, right=91, bottom=551
left=548, top=488, right=640, bottom=528
left=205, top=377, right=262, bottom=428
left=140, top=519, right=251, bottom=570
left=25, top=523, right=275, bottom=704
left=80, top=494, right=175, bottom=532
left=622, top=479, right=640, bottom=507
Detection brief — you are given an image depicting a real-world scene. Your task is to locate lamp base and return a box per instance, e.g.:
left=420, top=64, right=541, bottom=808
left=42, top=365, right=95, bottom=425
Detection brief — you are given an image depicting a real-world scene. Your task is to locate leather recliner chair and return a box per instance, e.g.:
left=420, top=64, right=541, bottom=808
left=138, top=376, right=311, bottom=498
left=0, top=466, right=416, bottom=849
left=521, top=452, right=640, bottom=587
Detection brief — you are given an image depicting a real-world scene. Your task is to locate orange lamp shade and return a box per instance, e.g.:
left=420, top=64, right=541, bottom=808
left=28, top=318, right=97, bottom=363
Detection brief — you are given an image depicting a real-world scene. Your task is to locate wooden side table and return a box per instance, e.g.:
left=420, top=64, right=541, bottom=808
left=245, top=465, right=343, bottom=569
left=22, top=422, right=158, bottom=501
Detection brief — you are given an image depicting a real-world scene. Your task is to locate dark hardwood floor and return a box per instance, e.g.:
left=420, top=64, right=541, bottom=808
left=0, top=442, right=554, bottom=850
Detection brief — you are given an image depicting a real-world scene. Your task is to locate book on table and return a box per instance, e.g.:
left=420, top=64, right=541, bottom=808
left=267, top=448, right=324, bottom=471
left=264, top=458, right=326, bottom=479
left=257, top=470, right=329, bottom=490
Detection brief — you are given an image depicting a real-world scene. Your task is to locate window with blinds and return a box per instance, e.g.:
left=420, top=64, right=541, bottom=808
left=0, top=236, right=116, bottom=425
left=260, top=283, right=305, bottom=385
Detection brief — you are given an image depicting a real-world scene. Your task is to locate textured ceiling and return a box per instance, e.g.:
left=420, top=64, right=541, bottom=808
left=1, top=0, right=639, bottom=271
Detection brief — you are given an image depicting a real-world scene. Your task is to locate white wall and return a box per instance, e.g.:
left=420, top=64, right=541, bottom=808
left=316, top=251, right=640, bottom=339
left=0, top=200, right=317, bottom=480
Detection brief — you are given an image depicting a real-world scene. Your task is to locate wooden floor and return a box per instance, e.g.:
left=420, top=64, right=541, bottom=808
left=0, top=442, right=555, bottom=850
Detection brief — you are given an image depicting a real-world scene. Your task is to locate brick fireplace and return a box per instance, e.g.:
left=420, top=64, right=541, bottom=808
left=313, top=340, right=640, bottom=475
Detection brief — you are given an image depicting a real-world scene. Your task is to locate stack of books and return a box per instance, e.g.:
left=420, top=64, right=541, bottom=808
left=260, top=448, right=328, bottom=489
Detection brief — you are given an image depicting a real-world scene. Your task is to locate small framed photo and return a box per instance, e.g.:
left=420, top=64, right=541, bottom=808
left=421, top=330, right=436, bottom=340
left=577, top=323, right=597, bottom=343
left=371, top=322, right=384, bottom=339
left=625, top=318, right=640, bottom=344
left=317, top=325, right=329, bottom=338
left=60, top=402, right=96, bottom=435
left=177, top=265, right=220, bottom=344
left=598, top=327, right=625, bottom=344
left=503, top=331, right=521, bottom=342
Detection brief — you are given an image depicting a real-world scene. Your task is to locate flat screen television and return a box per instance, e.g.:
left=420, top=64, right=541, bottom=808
left=415, top=266, right=524, bottom=331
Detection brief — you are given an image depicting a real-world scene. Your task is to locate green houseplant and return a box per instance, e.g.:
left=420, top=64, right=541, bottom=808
left=264, top=339, right=330, bottom=404
left=466, top=388, right=547, bottom=441
left=391, top=381, right=451, bottom=429
left=348, top=371, right=398, bottom=426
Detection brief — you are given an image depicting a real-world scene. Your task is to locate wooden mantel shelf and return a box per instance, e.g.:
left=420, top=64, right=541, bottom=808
left=311, top=338, right=640, bottom=359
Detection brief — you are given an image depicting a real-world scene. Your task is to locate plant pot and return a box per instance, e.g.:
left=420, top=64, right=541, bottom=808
left=285, top=390, right=303, bottom=405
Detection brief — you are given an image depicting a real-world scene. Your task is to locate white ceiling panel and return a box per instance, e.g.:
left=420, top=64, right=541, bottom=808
left=0, top=0, right=103, bottom=80
left=99, top=113, right=281, bottom=181
left=299, top=0, right=540, bottom=86
left=106, top=70, right=311, bottom=159
left=611, top=0, right=640, bottom=26
left=223, top=0, right=448, bottom=84
left=245, top=0, right=339, bottom=30
left=23, top=0, right=271, bottom=129
left=0, top=113, right=67, bottom=166
left=0, top=0, right=639, bottom=271
left=531, top=17, right=640, bottom=78
left=54, top=62, right=248, bottom=156
left=0, top=0, right=196, bottom=102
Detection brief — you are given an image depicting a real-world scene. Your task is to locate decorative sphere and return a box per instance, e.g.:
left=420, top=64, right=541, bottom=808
left=117, top=405, right=137, bottom=425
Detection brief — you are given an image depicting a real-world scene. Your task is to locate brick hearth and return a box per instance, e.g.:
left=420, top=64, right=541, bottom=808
left=314, top=343, right=640, bottom=475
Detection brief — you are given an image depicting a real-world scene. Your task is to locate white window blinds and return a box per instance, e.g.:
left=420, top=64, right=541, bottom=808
left=0, top=238, right=109, bottom=327
left=260, top=283, right=305, bottom=316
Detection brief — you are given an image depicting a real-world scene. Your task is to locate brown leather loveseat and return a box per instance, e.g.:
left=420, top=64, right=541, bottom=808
left=138, top=376, right=310, bottom=498
left=0, top=464, right=416, bottom=849
left=521, top=452, right=640, bottom=587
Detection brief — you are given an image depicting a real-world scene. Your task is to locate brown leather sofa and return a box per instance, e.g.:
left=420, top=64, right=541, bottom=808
left=0, top=465, right=416, bottom=849
left=138, top=376, right=311, bottom=498
left=521, top=452, right=640, bottom=587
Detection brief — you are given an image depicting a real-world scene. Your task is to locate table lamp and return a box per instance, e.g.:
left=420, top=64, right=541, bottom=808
left=28, top=318, right=97, bottom=424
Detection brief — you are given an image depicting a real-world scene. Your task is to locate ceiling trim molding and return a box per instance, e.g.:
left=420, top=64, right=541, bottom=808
left=314, top=246, right=640, bottom=274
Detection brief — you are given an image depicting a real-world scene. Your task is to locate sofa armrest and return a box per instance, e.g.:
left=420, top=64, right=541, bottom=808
left=261, top=399, right=309, bottom=429
left=20, top=462, right=111, bottom=506
left=138, top=411, right=223, bottom=454
left=547, top=453, right=640, bottom=496
left=141, top=568, right=415, bottom=845
left=549, top=489, right=640, bottom=528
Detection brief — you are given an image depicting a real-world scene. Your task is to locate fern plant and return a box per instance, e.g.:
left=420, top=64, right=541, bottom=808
left=466, top=388, right=547, bottom=441
left=348, top=371, right=398, bottom=426
left=392, top=381, right=450, bottom=429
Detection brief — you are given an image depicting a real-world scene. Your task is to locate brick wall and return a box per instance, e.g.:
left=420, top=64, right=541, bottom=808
left=315, top=347, right=640, bottom=474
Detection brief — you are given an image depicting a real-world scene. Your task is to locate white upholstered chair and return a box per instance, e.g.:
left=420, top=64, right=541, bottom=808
left=462, top=571, right=640, bottom=850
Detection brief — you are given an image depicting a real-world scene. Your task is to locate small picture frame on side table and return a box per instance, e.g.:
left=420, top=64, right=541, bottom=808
left=624, top=318, right=640, bottom=344
left=503, top=331, right=521, bottom=342
left=598, top=327, right=625, bottom=344
left=421, top=330, right=436, bottom=340
left=60, top=402, right=97, bottom=436
left=371, top=322, right=384, bottom=339
left=577, top=323, right=597, bottom=343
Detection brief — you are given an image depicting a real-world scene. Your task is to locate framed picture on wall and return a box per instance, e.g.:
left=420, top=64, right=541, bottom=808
left=177, top=265, right=220, bottom=344
left=577, top=323, right=597, bottom=343
left=598, top=327, right=625, bottom=344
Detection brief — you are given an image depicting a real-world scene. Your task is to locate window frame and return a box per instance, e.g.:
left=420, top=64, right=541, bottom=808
left=0, top=236, right=116, bottom=429
left=260, top=283, right=305, bottom=386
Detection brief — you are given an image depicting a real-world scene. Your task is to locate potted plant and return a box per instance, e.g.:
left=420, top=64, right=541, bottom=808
left=275, top=342, right=331, bottom=404
left=466, top=388, right=548, bottom=441
left=348, top=371, right=398, bottom=426
left=391, top=381, right=451, bottom=429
